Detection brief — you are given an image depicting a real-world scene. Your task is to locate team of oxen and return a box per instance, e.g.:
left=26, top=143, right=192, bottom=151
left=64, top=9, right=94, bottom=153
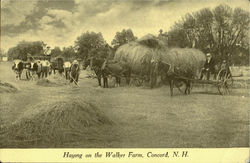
left=12, top=59, right=80, bottom=85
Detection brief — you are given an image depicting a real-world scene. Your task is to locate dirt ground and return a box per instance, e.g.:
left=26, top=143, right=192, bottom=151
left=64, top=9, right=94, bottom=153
left=0, top=61, right=249, bottom=148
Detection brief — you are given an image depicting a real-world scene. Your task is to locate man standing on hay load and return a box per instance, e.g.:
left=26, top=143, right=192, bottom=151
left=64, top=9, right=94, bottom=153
left=200, top=53, right=215, bottom=80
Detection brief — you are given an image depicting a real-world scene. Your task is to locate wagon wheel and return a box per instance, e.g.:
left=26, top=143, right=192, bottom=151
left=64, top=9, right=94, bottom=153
left=130, top=77, right=143, bottom=87
left=217, top=69, right=233, bottom=95
left=136, top=79, right=144, bottom=87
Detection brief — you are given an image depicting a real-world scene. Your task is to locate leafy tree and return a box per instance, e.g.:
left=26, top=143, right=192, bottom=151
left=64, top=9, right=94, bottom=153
left=167, top=4, right=250, bottom=65
left=7, top=41, right=46, bottom=60
left=50, top=46, right=62, bottom=58
left=62, top=46, right=77, bottom=59
left=111, top=29, right=137, bottom=50
left=167, top=21, right=190, bottom=48
left=75, top=31, right=107, bottom=60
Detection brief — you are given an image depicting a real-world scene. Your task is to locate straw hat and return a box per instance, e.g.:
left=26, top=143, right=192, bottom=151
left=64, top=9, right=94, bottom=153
left=73, top=60, right=78, bottom=64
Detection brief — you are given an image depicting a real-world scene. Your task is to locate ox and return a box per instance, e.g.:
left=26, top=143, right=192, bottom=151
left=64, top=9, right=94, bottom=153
left=12, top=60, right=24, bottom=80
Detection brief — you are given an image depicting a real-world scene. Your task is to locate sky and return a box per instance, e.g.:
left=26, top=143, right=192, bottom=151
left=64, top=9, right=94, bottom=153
left=1, top=0, right=249, bottom=51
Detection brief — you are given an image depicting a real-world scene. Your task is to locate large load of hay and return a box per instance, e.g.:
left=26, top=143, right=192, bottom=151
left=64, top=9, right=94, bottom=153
left=114, top=34, right=206, bottom=80
left=114, top=35, right=167, bottom=76
left=114, top=42, right=153, bottom=75
left=137, top=34, right=165, bottom=48
left=0, top=98, right=113, bottom=147
left=161, top=48, right=206, bottom=78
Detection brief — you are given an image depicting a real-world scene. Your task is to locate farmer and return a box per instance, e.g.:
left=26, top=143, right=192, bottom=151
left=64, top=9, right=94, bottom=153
left=200, top=53, right=215, bottom=80
left=36, top=60, right=42, bottom=79
left=63, top=61, right=72, bottom=80
left=70, top=60, right=80, bottom=85
left=41, top=59, right=50, bottom=78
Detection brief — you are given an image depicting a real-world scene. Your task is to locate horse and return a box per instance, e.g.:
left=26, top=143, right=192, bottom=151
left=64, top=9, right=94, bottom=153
left=101, top=59, right=131, bottom=87
left=12, top=60, right=24, bottom=80
left=157, top=61, right=193, bottom=96
left=57, top=58, right=64, bottom=74
left=83, top=58, right=108, bottom=87
left=50, top=58, right=64, bottom=75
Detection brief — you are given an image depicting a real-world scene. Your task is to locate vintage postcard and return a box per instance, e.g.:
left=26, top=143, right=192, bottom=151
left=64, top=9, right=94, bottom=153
left=0, top=0, right=249, bottom=162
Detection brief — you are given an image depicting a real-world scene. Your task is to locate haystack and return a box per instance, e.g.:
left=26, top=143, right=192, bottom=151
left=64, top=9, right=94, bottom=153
left=0, top=80, right=18, bottom=93
left=0, top=98, right=113, bottom=147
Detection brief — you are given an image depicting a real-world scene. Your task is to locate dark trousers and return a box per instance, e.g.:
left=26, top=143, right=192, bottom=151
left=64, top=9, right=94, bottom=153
left=70, top=72, right=79, bottom=84
left=42, top=67, right=48, bottom=78
left=200, top=69, right=210, bottom=80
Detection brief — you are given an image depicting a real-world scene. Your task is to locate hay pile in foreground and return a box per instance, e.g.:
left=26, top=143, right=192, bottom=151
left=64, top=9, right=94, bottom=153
left=0, top=98, right=113, bottom=147
left=0, top=80, right=18, bottom=93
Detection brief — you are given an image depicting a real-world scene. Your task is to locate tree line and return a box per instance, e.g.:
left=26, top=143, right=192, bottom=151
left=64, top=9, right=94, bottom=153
left=166, top=4, right=249, bottom=65
left=5, top=4, right=249, bottom=65
left=6, top=29, right=137, bottom=62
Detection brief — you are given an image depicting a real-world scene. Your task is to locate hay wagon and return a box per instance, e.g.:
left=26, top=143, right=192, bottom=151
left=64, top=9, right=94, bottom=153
left=174, top=67, right=233, bottom=95
left=114, top=34, right=234, bottom=95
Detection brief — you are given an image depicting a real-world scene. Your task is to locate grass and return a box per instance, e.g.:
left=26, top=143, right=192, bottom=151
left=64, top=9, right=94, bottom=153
left=0, top=62, right=249, bottom=148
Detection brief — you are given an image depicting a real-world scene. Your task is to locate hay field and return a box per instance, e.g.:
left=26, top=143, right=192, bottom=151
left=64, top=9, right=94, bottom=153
left=0, top=61, right=249, bottom=148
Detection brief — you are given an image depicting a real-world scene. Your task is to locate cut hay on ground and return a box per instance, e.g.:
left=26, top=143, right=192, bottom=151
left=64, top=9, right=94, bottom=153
left=36, top=78, right=59, bottom=87
left=0, top=98, right=113, bottom=147
left=36, top=75, right=69, bottom=87
left=0, top=80, right=18, bottom=93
